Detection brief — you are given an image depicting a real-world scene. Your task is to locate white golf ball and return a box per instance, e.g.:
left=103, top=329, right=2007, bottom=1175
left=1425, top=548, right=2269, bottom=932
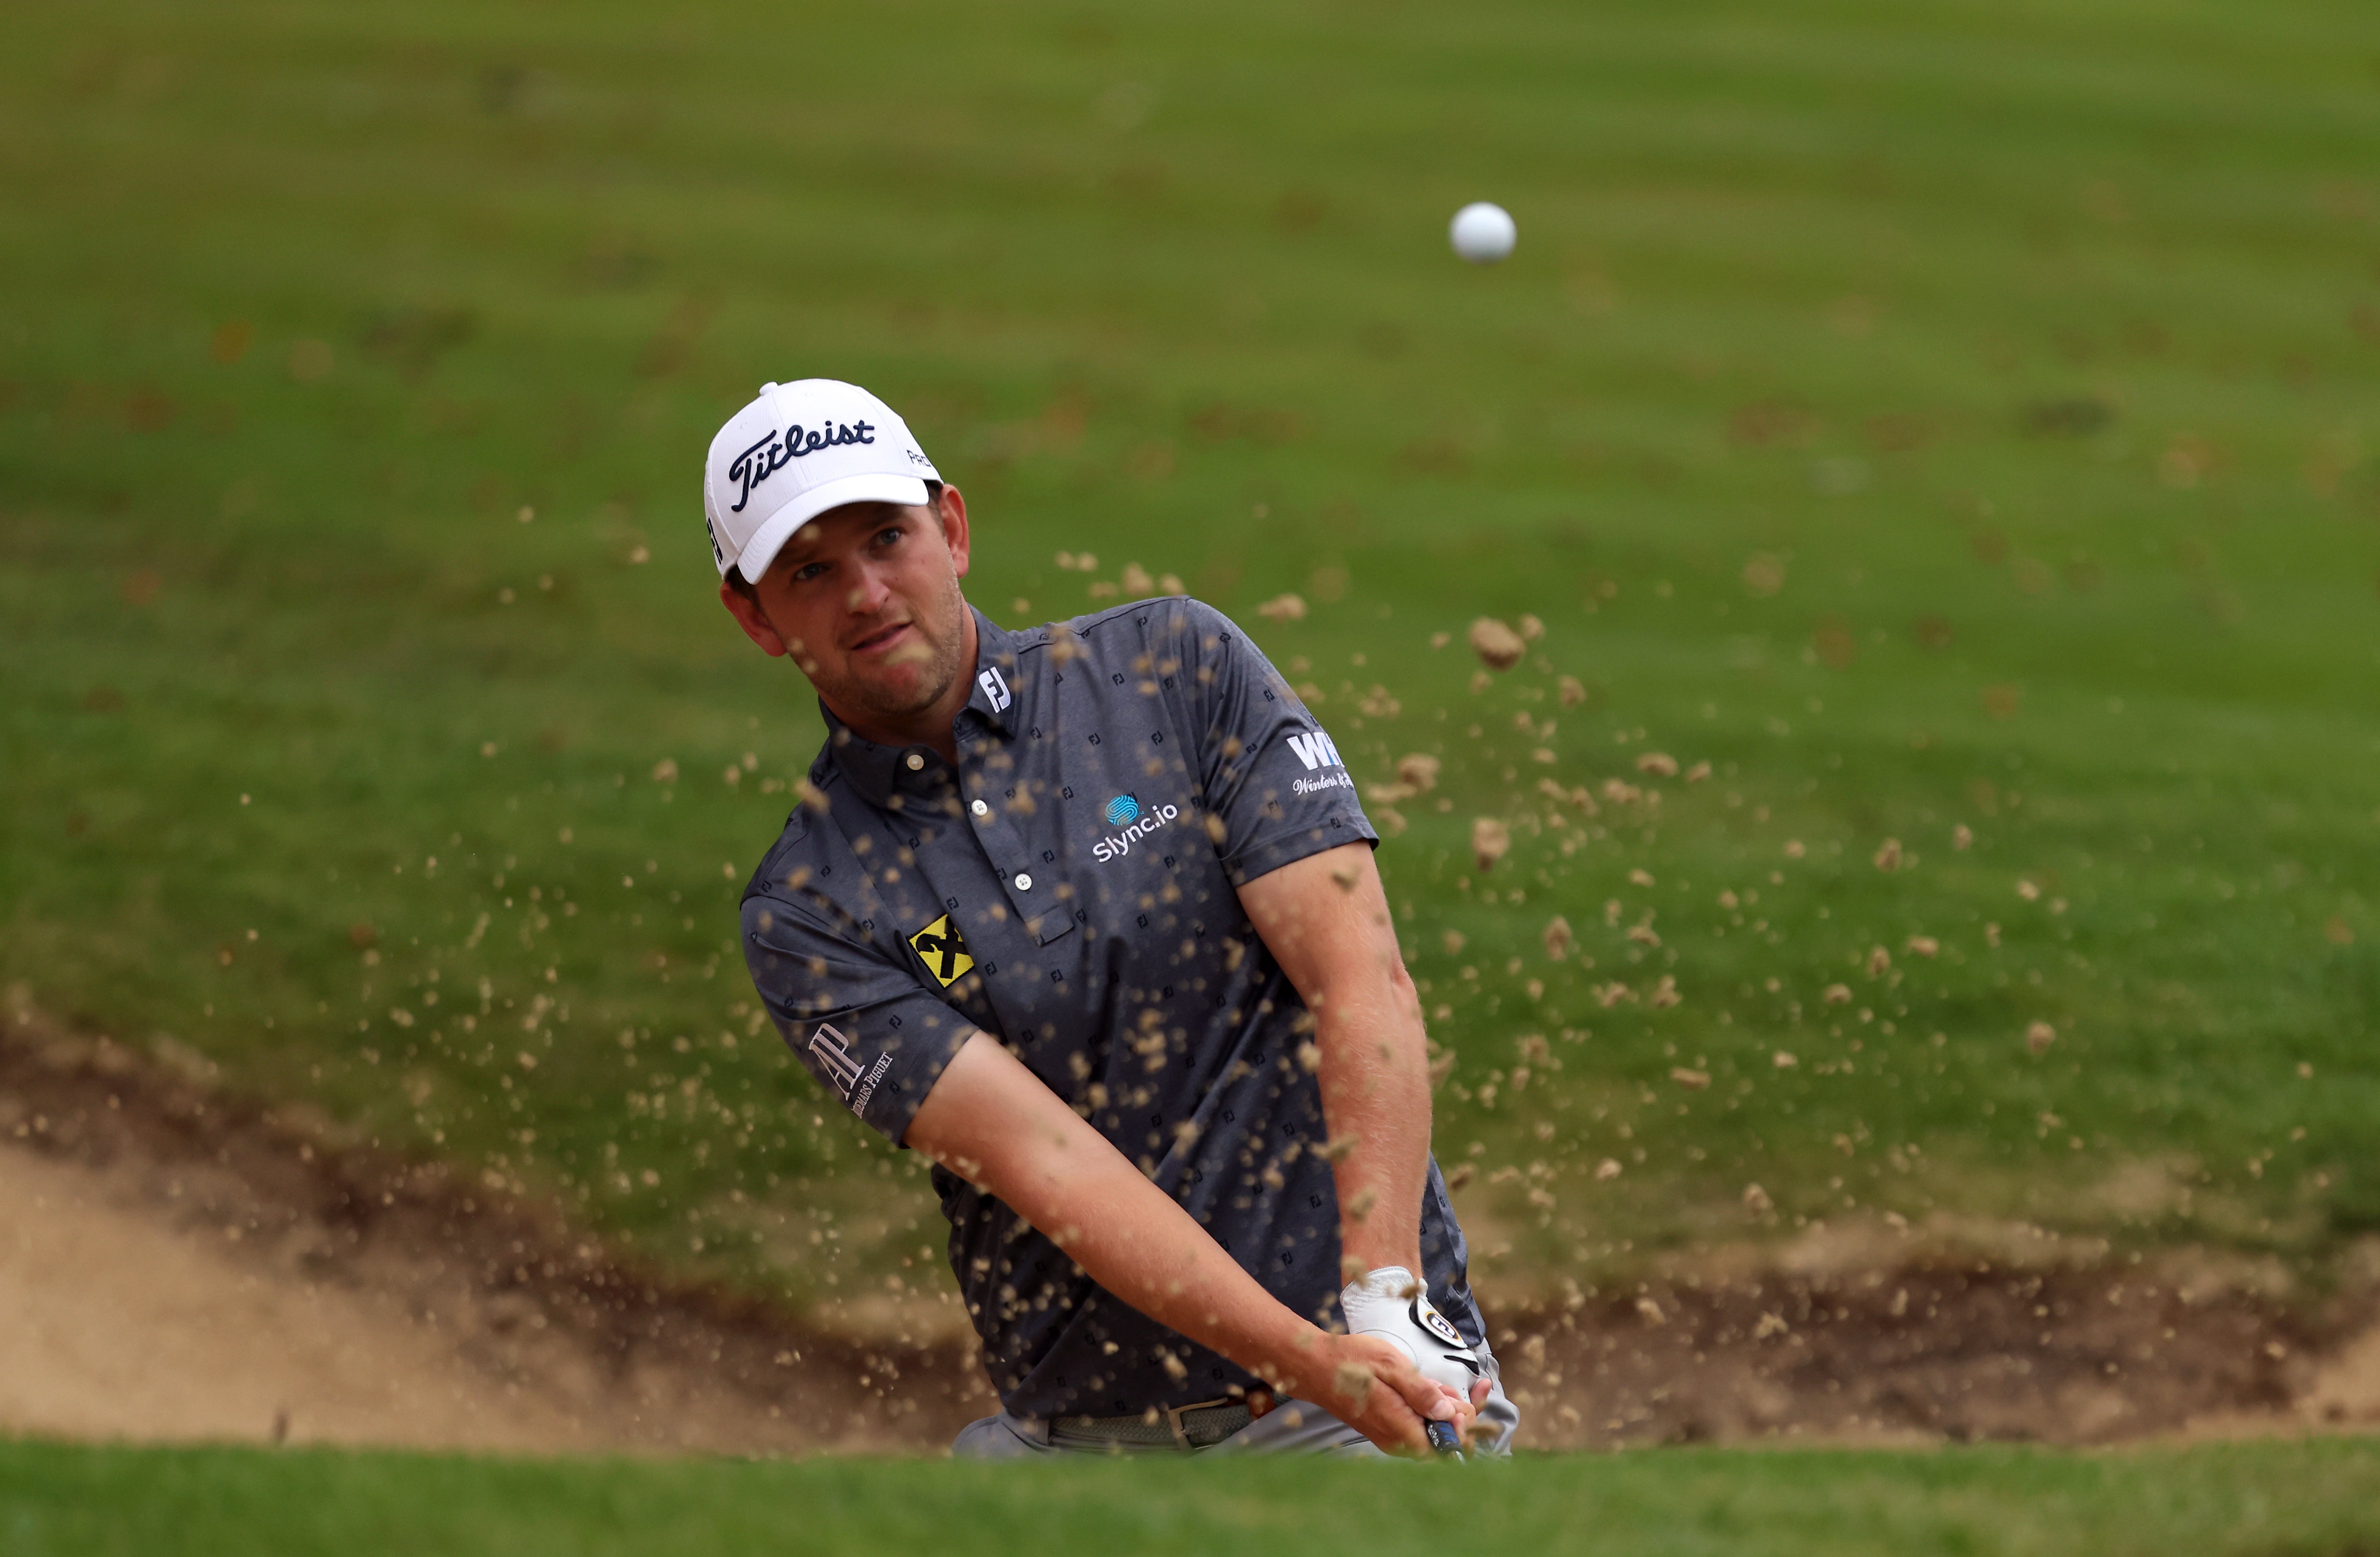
left=1449, top=202, right=1517, bottom=264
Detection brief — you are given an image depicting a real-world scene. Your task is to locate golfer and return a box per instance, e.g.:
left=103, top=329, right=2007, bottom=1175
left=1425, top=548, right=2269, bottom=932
left=709, top=379, right=1518, bottom=1456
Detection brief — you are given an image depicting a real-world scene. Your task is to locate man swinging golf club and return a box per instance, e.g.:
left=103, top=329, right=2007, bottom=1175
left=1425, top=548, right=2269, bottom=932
left=712, top=378, right=1519, bottom=1456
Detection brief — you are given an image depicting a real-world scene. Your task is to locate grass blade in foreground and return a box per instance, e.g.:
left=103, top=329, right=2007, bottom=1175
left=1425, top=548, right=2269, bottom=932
left=4, top=1437, right=2380, bottom=1557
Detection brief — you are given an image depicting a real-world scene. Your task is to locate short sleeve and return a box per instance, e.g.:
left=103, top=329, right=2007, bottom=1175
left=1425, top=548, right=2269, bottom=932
left=1175, top=600, right=1378, bottom=885
left=741, top=892, right=976, bottom=1144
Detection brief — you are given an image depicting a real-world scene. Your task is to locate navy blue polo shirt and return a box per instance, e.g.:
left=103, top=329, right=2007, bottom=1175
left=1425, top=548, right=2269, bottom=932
left=740, top=599, right=1484, bottom=1422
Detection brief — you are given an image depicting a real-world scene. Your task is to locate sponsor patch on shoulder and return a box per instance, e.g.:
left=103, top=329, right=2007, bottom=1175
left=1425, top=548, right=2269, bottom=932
left=908, top=912, right=976, bottom=988
left=1285, top=727, right=1344, bottom=772
left=807, top=1021, right=892, bottom=1116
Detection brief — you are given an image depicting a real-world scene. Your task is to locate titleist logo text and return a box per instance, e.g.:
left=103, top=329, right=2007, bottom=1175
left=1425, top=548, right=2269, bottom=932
left=728, top=420, right=876, bottom=513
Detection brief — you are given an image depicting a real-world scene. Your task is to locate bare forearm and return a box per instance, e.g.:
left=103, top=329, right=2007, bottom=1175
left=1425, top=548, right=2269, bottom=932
left=1314, top=967, right=1433, bottom=1275
left=1007, top=1145, right=1336, bottom=1396
left=908, top=1032, right=1333, bottom=1399
left=907, top=1020, right=1459, bottom=1452
left=1240, top=844, right=1438, bottom=1279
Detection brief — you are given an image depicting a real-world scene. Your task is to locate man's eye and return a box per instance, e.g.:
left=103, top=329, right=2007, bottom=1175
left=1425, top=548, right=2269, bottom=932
left=875, top=525, right=905, bottom=548
left=793, top=563, right=828, bottom=583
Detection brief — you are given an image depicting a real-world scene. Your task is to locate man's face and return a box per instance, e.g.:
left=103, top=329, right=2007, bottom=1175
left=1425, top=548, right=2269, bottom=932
left=721, top=487, right=975, bottom=725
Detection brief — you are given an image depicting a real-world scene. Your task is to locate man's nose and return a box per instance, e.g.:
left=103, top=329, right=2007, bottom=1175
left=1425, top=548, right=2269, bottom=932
left=843, top=560, right=895, bottom=616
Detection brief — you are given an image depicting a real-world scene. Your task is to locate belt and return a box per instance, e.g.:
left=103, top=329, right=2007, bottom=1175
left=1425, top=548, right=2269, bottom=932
left=1048, top=1397, right=1253, bottom=1452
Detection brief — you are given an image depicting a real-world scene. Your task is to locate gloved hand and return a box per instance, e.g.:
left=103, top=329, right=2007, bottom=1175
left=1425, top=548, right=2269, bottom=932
left=1339, top=1265, right=1487, bottom=1401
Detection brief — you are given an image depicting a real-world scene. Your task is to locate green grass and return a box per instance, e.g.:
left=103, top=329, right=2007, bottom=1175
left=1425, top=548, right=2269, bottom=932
left=4, top=0, right=2380, bottom=1306
left=7, top=1435, right=2380, bottom=1557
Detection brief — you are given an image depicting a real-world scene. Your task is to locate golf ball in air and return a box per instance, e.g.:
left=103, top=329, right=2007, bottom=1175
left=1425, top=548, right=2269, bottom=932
left=1449, top=202, right=1516, bottom=264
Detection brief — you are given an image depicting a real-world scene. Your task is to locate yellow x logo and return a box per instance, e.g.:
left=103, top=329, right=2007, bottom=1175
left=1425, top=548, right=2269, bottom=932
left=908, top=912, right=975, bottom=987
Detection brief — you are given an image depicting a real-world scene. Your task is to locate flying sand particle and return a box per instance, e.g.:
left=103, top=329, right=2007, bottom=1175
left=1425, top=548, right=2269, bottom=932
left=1471, top=817, right=1510, bottom=873
left=1468, top=618, right=1526, bottom=671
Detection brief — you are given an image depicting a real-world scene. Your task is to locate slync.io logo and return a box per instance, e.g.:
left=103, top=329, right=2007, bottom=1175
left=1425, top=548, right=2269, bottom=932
left=1092, top=793, right=1178, bottom=863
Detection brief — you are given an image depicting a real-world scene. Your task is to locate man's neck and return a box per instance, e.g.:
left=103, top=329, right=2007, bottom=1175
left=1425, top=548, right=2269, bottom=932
left=821, top=608, right=979, bottom=768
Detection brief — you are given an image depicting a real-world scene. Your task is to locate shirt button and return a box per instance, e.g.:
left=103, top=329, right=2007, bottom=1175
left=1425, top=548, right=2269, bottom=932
left=905, top=753, right=925, bottom=771
left=1013, top=872, right=1033, bottom=892
left=970, top=799, right=990, bottom=818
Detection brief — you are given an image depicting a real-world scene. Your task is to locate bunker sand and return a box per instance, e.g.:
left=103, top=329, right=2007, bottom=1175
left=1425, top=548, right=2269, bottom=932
left=0, top=1002, right=990, bottom=1455
left=2, top=1001, right=2375, bottom=1454
left=1, top=1141, right=597, bottom=1451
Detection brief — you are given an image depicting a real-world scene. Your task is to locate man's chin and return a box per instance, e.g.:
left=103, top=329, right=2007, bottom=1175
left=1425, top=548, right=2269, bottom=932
left=841, top=668, right=945, bottom=720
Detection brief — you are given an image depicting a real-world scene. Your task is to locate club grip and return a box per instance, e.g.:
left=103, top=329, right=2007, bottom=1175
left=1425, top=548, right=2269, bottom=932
left=1424, top=1419, right=1465, bottom=1459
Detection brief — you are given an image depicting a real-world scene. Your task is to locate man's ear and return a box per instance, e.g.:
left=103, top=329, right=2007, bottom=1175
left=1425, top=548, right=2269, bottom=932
left=720, top=579, right=791, bottom=657
left=936, top=484, right=972, bottom=579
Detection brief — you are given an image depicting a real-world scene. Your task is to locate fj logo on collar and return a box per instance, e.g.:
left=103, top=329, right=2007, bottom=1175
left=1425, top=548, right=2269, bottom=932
left=908, top=912, right=976, bottom=987
left=976, top=666, right=1011, bottom=714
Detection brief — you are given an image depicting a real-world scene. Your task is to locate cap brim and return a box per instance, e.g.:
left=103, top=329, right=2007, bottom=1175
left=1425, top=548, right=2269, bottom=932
left=732, top=473, right=933, bottom=581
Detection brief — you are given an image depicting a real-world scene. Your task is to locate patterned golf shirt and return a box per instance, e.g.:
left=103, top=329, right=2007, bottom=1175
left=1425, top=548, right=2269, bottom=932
left=740, top=599, right=1484, bottom=1423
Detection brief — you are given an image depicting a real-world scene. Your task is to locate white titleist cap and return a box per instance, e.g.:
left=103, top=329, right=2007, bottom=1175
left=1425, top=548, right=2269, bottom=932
left=701, top=379, right=940, bottom=581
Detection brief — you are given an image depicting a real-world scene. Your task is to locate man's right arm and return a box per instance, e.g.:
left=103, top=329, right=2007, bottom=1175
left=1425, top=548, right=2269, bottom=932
left=905, top=1031, right=1469, bottom=1453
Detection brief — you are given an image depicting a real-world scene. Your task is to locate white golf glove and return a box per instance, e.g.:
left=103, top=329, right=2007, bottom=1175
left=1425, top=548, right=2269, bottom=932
left=1340, top=1265, right=1486, bottom=1400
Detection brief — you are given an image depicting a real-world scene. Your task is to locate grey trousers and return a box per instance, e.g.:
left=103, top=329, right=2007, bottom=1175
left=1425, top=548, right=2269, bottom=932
left=951, top=1345, right=1520, bottom=1459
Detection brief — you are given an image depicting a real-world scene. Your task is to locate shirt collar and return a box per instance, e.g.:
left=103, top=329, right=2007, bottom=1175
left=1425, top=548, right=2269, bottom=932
left=819, top=605, right=1025, bottom=809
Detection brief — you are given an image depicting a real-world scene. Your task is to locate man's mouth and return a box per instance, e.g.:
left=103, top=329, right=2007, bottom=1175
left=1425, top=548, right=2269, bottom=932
left=847, top=621, right=913, bottom=656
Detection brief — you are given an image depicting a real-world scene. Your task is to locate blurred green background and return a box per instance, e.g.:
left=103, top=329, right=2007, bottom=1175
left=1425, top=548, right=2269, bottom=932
left=4, top=0, right=2377, bottom=1319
